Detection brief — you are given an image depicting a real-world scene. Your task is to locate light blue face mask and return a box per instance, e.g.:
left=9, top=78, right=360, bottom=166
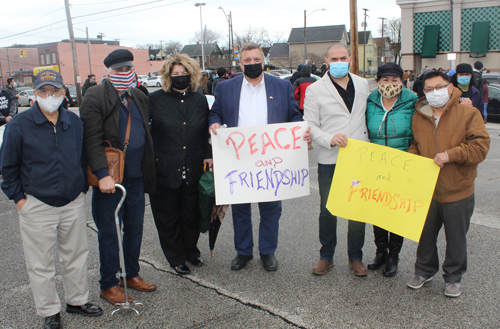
left=329, top=61, right=349, bottom=78
left=132, top=82, right=138, bottom=88
left=457, top=76, right=471, bottom=85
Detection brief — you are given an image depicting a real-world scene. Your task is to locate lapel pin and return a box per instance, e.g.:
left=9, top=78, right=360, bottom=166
left=269, top=96, right=273, bottom=99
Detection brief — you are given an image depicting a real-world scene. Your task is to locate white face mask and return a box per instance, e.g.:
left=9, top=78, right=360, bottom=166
left=425, top=88, right=450, bottom=108
left=37, top=95, right=64, bottom=113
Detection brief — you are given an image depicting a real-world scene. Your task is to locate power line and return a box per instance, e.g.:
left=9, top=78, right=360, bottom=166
left=9, top=7, right=65, bottom=30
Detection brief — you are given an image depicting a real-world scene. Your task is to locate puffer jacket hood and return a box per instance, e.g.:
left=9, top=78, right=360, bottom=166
left=301, top=65, right=311, bottom=77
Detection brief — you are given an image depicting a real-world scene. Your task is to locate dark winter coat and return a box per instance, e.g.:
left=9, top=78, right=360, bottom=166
left=293, top=65, right=317, bottom=110
left=82, top=78, right=97, bottom=97
left=79, top=79, right=156, bottom=193
left=413, top=74, right=425, bottom=99
left=148, top=89, right=212, bottom=189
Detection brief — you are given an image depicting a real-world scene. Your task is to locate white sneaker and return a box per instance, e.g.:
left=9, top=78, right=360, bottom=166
left=444, top=283, right=462, bottom=298
left=407, top=275, right=433, bottom=289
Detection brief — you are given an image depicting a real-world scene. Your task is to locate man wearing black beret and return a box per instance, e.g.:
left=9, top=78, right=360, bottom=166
left=80, top=49, right=157, bottom=305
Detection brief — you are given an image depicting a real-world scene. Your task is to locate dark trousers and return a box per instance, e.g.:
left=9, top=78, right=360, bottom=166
left=415, top=194, right=475, bottom=283
left=149, top=182, right=200, bottom=268
left=318, top=163, right=365, bottom=261
left=92, top=176, right=145, bottom=291
left=373, top=226, right=404, bottom=256
left=231, top=201, right=282, bottom=255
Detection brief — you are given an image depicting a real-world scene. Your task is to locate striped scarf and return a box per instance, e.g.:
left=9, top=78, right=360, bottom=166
left=109, top=70, right=135, bottom=91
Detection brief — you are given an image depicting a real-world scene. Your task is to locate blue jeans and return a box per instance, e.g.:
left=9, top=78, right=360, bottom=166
left=92, top=176, right=145, bottom=291
left=231, top=201, right=282, bottom=255
left=318, top=163, right=365, bottom=261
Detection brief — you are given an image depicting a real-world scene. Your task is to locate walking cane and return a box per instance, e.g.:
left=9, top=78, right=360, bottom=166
left=110, top=184, right=144, bottom=319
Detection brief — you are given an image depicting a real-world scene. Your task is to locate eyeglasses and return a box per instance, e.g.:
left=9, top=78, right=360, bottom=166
left=36, top=89, right=64, bottom=98
left=377, top=115, right=398, bottom=138
left=423, top=84, right=449, bottom=94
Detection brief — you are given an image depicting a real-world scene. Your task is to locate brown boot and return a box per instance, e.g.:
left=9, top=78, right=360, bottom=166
left=349, top=260, right=367, bottom=277
left=100, top=286, right=133, bottom=305
left=312, top=259, right=333, bottom=275
left=120, top=276, right=157, bottom=292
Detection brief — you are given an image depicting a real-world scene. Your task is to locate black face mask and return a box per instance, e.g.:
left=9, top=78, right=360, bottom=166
left=171, top=75, right=191, bottom=90
left=243, top=63, right=263, bottom=79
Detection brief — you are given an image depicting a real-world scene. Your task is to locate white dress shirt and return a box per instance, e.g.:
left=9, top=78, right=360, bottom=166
left=238, top=76, right=268, bottom=127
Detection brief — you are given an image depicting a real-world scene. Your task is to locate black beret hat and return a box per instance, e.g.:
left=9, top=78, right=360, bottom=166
left=456, top=63, right=473, bottom=74
left=103, top=49, right=134, bottom=69
left=376, top=62, right=404, bottom=80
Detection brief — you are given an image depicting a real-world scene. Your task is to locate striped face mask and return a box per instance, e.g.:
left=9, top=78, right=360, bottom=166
left=108, top=70, right=135, bottom=91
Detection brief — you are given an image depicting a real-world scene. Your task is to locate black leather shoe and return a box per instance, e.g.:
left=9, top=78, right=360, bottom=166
left=44, top=313, right=61, bottom=329
left=383, top=256, right=399, bottom=277
left=367, top=250, right=388, bottom=270
left=187, top=256, right=204, bottom=267
left=66, top=303, right=103, bottom=317
left=231, top=254, right=253, bottom=270
left=260, top=254, right=278, bottom=272
left=173, top=263, right=190, bottom=274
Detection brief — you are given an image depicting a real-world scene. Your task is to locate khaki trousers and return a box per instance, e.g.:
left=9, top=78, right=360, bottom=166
left=19, top=193, right=89, bottom=317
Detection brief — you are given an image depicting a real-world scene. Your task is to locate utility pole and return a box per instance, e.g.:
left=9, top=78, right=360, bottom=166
left=86, top=27, right=92, bottom=75
left=230, top=12, right=234, bottom=67
left=160, top=40, right=164, bottom=60
left=350, top=0, right=359, bottom=75
left=362, top=8, right=369, bottom=77
left=304, top=10, right=307, bottom=64
left=228, top=13, right=232, bottom=68
left=6, top=48, right=11, bottom=78
left=379, top=17, right=386, bottom=63
left=64, top=0, right=82, bottom=106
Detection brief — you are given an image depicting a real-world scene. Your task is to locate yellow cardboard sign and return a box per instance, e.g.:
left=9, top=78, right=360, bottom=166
left=326, top=139, right=440, bottom=242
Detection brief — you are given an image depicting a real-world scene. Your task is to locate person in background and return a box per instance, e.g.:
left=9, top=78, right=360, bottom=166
left=79, top=49, right=157, bottom=306
left=62, top=85, right=71, bottom=109
left=148, top=54, right=212, bottom=275
left=133, top=73, right=149, bottom=96
left=0, top=87, right=16, bottom=126
left=4, top=78, right=19, bottom=114
left=293, top=64, right=316, bottom=151
left=303, top=44, right=369, bottom=277
left=290, top=64, right=304, bottom=85
left=413, top=68, right=428, bottom=99
left=200, top=72, right=213, bottom=95
left=82, top=74, right=97, bottom=97
left=482, top=80, right=489, bottom=123
left=408, top=70, right=415, bottom=89
left=1, top=70, right=103, bottom=329
left=402, top=70, right=409, bottom=88
left=210, top=71, right=217, bottom=82
left=406, top=71, right=489, bottom=298
left=450, top=63, right=484, bottom=119
left=365, top=63, right=418, bottom=277
left=472, top=61, right=485, bottom=98
left=212, top=67, right=228, bottom=94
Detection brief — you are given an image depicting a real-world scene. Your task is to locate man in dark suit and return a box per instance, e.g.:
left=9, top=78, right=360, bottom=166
left=79, top=49, right=157, bottom=305
left=209, top=42, right=310, bottom=272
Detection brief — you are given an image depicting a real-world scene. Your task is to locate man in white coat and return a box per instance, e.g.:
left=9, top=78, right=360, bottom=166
left=304, top=44, right=369, bottom=277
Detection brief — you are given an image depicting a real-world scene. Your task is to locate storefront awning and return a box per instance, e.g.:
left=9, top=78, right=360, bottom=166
left=470, top=21, right=490, bottom=58
left=421, top=25, right=440, bottom=58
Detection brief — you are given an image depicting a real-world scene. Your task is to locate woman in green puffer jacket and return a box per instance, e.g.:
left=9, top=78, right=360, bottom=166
left=365, top=62, right=418, bottom=277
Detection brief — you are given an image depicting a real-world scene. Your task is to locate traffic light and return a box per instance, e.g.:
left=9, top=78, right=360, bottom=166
left=19, top=49, right=23, bottom=58
left=233, top=46, right=239, bottom=60
left=23, top=50, right=27, bottom=58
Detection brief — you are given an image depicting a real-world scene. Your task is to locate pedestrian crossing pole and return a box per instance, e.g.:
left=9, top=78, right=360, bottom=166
left=64, top=0, right=83, bottom=106
left=350, top=0, right=359, bottom=75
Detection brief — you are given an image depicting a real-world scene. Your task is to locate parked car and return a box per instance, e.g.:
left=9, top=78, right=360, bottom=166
left=486, top=83, right=500, bottom=122
left=143, top=76, right=162, bottom=87
left=13, top=81, right=25, bottom=88
left=18, top=89, right=35, bottom=107
left=137, top=75, right=149, bottom=84
left=65, top=85, right=79, bottom=107
left=482, top=73, right=500, bottom=86
left=279, top=74, right=321, bottom=83
left=268, top=69, right=291, bottom=77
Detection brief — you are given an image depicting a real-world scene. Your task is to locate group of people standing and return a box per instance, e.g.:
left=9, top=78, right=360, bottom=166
left=0, top=41, right=491, bottom=329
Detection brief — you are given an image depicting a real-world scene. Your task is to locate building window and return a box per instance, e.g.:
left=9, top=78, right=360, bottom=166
left=52, top=53, right=56, bottom=64
left=46, top=54, right=51, bottom=65
left=41, top=54, right=45, bottom=65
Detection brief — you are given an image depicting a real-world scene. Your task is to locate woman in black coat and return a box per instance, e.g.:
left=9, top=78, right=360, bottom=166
left=148, top=54, right=212, bottom=275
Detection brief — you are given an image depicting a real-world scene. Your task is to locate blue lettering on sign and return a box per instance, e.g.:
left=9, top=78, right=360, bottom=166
left=224, top=168, right=309, bottom=196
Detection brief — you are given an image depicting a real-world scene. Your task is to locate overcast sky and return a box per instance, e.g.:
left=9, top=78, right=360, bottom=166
left=1, top=0, right=401, bottom=49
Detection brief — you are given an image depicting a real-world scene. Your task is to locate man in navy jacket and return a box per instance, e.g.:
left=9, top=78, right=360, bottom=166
left=209, top=42, right=309, bottom=272
left=1, top=70, right=102, bottom=329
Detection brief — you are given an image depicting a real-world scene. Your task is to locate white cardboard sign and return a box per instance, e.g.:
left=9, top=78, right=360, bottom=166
left=211, top=122, right=310, bottom=205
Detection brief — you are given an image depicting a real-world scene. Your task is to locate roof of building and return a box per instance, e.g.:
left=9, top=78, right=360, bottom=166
left=346, top=31, right=372, bottom=45
left=262, top=47, right=271, bottom=57
left=61, top=38, right=120, bottom=45
left=287, top=25, right=346, bottom=44
left=268, top=43, right=289, bottom=58
left=180, top=43, right=223, bottom=57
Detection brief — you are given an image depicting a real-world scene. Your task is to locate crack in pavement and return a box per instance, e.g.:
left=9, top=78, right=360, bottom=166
left=87, top=224, right=310, bottom=329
